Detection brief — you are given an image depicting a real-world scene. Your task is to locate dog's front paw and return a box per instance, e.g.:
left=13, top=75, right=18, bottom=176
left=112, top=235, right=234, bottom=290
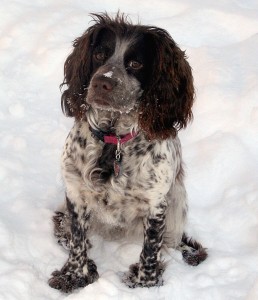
left=48, top=259, right=99, bottom=293
left=48, top=271, right=87, bottom=293
left=122, top=262, right=164, bottom=288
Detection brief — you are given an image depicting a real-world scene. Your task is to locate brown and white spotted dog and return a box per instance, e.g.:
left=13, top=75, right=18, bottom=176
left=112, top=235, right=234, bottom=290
left=48, top=13, right=207, bottom=293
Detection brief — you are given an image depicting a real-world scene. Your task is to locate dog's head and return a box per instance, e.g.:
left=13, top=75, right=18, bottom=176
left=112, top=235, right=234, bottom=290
left=61, top=13, right=194, bottom=139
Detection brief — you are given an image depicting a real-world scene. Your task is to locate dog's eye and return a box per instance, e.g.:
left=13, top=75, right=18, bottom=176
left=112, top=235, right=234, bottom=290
left=94, top=52, right=106, bottom=62
left=127, top=60, right=143, bottom=70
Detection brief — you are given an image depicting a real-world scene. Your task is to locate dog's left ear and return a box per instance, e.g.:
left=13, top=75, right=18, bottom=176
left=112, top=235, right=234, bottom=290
left=139, top=29, right=195, bottom=140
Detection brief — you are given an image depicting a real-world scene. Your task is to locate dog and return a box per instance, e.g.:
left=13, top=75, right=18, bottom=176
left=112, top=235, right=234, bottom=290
left=48, top=13, right=207, bottom=293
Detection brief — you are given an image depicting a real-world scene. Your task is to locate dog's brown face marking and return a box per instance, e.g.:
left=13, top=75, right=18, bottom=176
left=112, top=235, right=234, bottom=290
left=86, top=28, right=155, bottom=113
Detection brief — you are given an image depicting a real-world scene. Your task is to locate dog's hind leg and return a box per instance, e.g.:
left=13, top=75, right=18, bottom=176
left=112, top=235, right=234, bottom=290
left=177, top=233, right=208, bottom=266
left=53, top=209, right=71, bottom=250
left=164, top=165, right=208, bottom=266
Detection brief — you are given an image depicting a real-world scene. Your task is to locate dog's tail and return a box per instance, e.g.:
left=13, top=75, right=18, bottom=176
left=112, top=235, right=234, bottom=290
left=177, top=233, right=208, bottom=266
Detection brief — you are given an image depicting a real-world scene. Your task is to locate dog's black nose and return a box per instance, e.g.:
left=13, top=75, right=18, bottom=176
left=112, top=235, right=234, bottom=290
left=92, top=75, right=117, bottom=92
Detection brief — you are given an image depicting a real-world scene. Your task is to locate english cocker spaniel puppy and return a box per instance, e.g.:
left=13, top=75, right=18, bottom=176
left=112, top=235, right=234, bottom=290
left=49, top=13, right=207, bottom=293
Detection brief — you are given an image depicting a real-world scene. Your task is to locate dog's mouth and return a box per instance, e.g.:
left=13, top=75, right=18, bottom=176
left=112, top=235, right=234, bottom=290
left=86, top=94, right=110, bottom=107
left=86, top=95, right=137, bottom=114
left=92, top=98, right=110, bottom=107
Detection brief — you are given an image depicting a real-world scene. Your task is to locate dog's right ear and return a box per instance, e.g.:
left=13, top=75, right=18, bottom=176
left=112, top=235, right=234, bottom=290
left=61, top=26, right=96, bottom=119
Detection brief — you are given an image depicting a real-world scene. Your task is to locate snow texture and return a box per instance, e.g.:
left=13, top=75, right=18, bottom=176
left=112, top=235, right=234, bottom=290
left=0, top=1, right=258, bottom=299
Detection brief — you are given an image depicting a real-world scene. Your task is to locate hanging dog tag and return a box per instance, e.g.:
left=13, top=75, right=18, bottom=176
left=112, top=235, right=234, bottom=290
left=114, top=136, right=122, bottom=177
left=114, top=160, right=122, bottom=177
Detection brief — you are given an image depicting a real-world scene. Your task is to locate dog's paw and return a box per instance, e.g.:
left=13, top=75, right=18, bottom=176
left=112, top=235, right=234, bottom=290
left=121, top=263, right=164, bottom=288
left=48, top=271, right=87, bottom=293
left=48, top=259, right=99, bottom=293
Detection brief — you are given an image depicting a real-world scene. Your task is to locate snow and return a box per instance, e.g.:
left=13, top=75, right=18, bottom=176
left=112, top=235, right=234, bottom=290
left=103, top=71, right=114, bottom=78
left=0, top=0, right=258, bottom=299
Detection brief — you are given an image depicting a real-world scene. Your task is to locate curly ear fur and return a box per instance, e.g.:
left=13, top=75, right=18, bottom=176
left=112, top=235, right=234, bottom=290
left=61, top=15, right=110, bottom=119
left=60, top=31, right=92, bottom=119
left=138, top=29, right=194, bottom=140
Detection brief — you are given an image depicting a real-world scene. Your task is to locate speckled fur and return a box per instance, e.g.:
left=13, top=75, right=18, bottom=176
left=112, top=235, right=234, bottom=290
left=49, top=13, right=207, bottom=293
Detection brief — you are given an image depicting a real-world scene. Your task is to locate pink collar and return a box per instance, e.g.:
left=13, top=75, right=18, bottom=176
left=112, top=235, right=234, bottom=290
left=90, top=126, right=138, bottom=145
left=89, top=126, right=138, bottom=177
left=104, top=131, right=138, bottom=145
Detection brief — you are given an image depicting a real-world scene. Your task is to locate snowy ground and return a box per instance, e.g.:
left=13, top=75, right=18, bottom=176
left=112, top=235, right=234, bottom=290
left=1, top=1, right=258, bottom=299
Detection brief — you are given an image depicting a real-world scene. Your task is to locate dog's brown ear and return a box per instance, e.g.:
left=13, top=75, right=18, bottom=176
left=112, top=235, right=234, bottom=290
left=138, top=28, right=194, bottom=140
left=61, top=25, right=98, bottom=119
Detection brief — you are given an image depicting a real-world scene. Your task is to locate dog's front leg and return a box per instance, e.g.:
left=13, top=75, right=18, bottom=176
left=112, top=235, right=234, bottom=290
left=49, top=196, right=98, bottom=293
left=123, top=201, right=167, bottom=288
